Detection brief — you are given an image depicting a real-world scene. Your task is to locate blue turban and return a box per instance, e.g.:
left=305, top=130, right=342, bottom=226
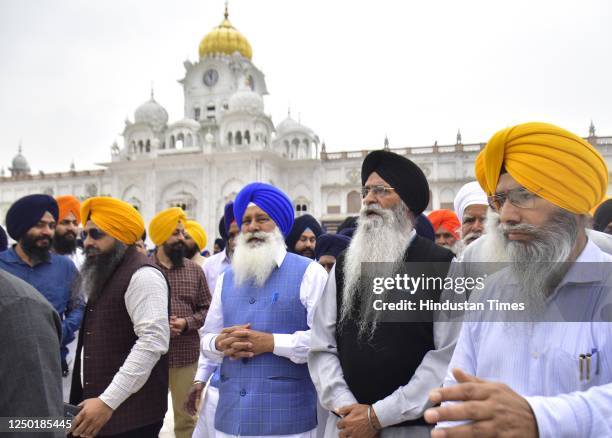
left=315, top=233, right=351, bottom=260
left=286, top=214, right=323, bottom=252
left=6, top=194, right=58, bottom=241
left=0, top=225, right=7, bottom=252
left=415, top=213, right=435, bottom=242
left=218, top=201, right=236, bottom=241
left=234, top=183, right=294, bottom=236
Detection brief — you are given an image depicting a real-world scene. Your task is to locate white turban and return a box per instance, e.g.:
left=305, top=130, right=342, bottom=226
left=454, top=181, right=488, bottom=222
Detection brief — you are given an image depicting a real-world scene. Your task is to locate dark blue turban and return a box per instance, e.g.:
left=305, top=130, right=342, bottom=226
left=593, top=199, right=612, bottom=232
left=234, top=183, right=294, bottom=237
left=0, top=225, right=7, bottom=252
left=315, top=233, right=351, bottom=260
left=6, top=194, right=58, bottom=241
left=337, top=227, right=356, bottom=238
left=286, top=214, right=323, bottom=252
left=224, top=201, right=235, bottom=235
left=415, top=213, right=435, bottom=242
left=218, top=201, right=235, bottom=241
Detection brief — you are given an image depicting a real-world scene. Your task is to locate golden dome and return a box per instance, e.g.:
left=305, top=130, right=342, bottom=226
left=198, top=7, right=252, bottom=60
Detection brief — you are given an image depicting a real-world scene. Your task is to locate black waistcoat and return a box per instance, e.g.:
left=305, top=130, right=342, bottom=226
left=335, top=235, right=453, bottom=427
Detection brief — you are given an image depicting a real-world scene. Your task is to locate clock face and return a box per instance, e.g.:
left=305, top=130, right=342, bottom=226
left=203, top=69, right=219, bottom=87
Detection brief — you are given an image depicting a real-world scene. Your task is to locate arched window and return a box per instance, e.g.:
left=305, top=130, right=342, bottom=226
left=145, top=140, right=151, bottom=153
left=347, top=191, right=361, bottom=213
left=244, top=130, right=251, bottom=145
left=186, top=134, right=193, bottom=147
left=227, top=132, right=233, bottom=145
left=236, top=131, right=243, bottom=145
left=138, top=140, right=144, bottom=153
left=170, top=135, right=176, bottom=148
left=176, top=133, right=184, bottom=149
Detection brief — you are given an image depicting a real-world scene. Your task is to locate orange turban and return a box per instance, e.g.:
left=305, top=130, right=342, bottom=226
left=81, top=197, right=144, bottom=245
left=475, top=122, right=608, bottom=214
left=185, top=220, right=207, bottom=251
left=56, top=195, right=81, bottom=223
left=428, top=209, right=461, bottom=239
left=149, top=207, right=187, bottom=246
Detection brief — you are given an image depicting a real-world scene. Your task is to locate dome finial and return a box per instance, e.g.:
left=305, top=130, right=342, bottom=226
left=224, top=0, right=229, bottom=19
left=150, top=81, right=155, bottom=100
left=18, top=139, right=22, bottom=154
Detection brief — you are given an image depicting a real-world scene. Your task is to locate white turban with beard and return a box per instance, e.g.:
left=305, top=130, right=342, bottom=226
left=340, top=200, right=414, bottom=339
left=232, top=226, right=287, bottom=287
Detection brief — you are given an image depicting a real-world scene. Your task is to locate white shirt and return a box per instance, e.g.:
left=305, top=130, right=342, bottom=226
left=199, top=247, right=328, bottom=438
left=195, top=249, right=232, bottom=383
left=441, top=238, right=612, bottom=437
left=92, top=267, right=170, bottom=410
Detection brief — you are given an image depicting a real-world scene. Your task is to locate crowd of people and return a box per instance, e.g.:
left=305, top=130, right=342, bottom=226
left=1, top=121, right=612, bottom=437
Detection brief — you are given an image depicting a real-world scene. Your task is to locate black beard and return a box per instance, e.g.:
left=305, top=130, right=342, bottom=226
left=20, top=234, right=52, bottom=265
left=297, top=248, right=315, bottom=259
left=79, top=241, right=127, bottom=304
left=53, top=231, right=77, bottom=255
left=163, top=241, right=186, bottom=267
left=184, top=244, right=199, bottom=260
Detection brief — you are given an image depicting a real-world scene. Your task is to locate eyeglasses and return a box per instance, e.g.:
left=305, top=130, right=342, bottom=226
left=487, top=187, right=539, bottom=212
left=361, top=185, right=395, bottom=198
left=82, top=229, right=107, bottom=240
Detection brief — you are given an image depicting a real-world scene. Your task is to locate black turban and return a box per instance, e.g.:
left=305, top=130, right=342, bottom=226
left=315, top=233, right=351, bottom=260
left=6, top=194, right=58, bottom=241
left=337, top=227, right=356, bottom=238
left=594, top=199, right=612, bottom=232
left=361, top=150, right=429, bottom=216
left=0, top=225, right=7, bottom=252
left=218, top=217, right=227, bottom=241
left=337, top=216, right=358, bottom=234
left=285, top=214, right=323, bottom=252
left=415, top=213, right=435, bottom=242
left=214, top=238, right=226, bottom=251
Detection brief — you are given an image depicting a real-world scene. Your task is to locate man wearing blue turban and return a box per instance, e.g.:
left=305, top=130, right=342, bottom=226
left=0, top=194, right=83, bottom=379
left=198, top=182, right=328, bottom=437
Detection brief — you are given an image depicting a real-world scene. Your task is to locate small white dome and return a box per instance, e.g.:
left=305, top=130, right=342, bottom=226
left=228, top=88, right=264, bottom=113
left=276, top=115, right=313, bottom=136
left=134, top=93, right=169, bottom=129
left=169, top=118, right=201, bottom=130
left=11, top=147, right=30, bottom=173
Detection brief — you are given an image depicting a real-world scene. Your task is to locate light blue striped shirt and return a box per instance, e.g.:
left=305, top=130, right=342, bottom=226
left=442, top=239, right=612, bottom=437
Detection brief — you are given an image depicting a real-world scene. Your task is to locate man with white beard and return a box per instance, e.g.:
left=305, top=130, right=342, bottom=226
left=308, top=150, right=455, bottom=437
left=199, top=182, right=328, bottom=437
left=453, top=181, right=489, bottom=252
left=425, top=122, right=612, bottom=437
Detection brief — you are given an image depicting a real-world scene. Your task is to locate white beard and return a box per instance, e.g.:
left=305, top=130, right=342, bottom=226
left=493, top=207, right=577, bottom=312
left=232, top=227, right=286, bottom=287
left=476, top=209, right=510, bottom=263
left=341, top=201, right=414, bottom=338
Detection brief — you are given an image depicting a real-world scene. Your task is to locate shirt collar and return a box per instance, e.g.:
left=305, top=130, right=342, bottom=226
left=1, top=246, right=53, bottom=266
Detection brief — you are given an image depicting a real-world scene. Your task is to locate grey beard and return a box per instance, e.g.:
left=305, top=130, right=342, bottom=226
left=499, top=208, right=578, bottom=315
left=79, top=241, right=128, bottom=304
left=340, top=201, right=414, bottom=340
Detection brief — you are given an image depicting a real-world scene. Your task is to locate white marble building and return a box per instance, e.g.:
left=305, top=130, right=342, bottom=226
left=2, top=8, right=612, bottom=247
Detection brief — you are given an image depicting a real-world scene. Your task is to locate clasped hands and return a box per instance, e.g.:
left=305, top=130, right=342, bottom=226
left=214, top=323, right=274, bottom=359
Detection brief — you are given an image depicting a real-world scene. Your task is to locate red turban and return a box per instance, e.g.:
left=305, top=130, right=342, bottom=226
left=427, top=209, right=460, bottom=239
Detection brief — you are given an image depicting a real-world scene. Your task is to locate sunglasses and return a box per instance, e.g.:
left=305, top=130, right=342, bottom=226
left=82, top=229, right=107, bottom=240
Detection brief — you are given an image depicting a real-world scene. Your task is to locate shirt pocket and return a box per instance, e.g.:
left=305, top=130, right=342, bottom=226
left=543, top=347, right=602, bottom=393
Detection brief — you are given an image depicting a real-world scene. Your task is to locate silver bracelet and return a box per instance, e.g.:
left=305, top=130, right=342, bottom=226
left=367, top=405, right=380, bottom=432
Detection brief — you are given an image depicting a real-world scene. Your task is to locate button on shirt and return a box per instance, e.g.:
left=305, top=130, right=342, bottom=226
left=442, top=238, right=612, bottom=437
left=153, top=255, right=211, bottom=368
left=0, top=247, right=83, bottom=344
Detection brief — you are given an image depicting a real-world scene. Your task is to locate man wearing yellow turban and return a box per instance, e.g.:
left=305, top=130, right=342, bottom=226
left=426, top=122, right=612, bottom=437
left=70, top=197, right=170, bottom=437
left=184, top=220, right=208, bottom=267
left=148, top=208, right=211, bottom=438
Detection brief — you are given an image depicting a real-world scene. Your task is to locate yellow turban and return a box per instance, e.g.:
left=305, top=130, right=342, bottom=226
left=185, top=220, right=207, bottom=251
left=149, top=207, right=187, bottom=246
left=475, top=122, right=608, bottom=214
left=81, top=197, right=145, bottom=245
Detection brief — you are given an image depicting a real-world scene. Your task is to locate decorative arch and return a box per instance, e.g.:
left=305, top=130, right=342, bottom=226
left=346, top=190, right=361, bottom=213
left=158, top=180, right=199, bottom=218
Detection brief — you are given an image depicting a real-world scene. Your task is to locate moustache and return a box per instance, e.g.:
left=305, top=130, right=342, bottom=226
left=499, top=223, right=539, bottom=239
left=84, top=246, right=101, bottom=258
left=35, top=236, right=52, bottom=245
left=244, top=231, right=269, bottom=244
